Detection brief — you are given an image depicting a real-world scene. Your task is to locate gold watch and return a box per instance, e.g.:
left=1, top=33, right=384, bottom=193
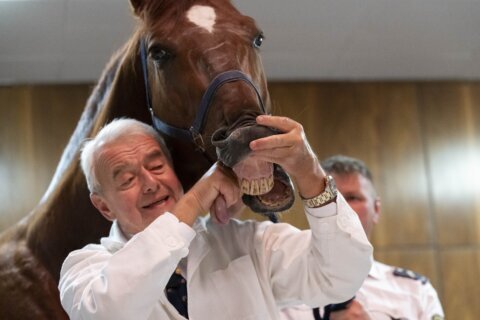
left=302, top=175, right=338, bottom=208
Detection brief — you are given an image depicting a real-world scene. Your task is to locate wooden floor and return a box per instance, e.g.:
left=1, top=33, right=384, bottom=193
left=1, top=82, right=479, bottom=319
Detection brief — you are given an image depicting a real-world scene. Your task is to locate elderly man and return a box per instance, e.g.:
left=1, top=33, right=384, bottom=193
left=281, top=155, right=444, bottom=320
left=58, top=117, right=372, bottom=320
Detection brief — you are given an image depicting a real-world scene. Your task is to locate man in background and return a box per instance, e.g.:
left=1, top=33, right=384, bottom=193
left=281, top=155, right=444, bottom=320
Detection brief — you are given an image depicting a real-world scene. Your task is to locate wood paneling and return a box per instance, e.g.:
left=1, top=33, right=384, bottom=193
left=0, top=85, right=89, bottom=230
left=1, top=81, right=480, bottom=318
left=418, top=83, right=480, bottom=246
left=0, top=86, right=35, bottom=229
left=441, top=248, right=480, bottom=320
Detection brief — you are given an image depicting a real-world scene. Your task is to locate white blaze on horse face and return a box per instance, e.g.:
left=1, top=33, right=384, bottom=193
left=187, top=5, right=216, bottom=33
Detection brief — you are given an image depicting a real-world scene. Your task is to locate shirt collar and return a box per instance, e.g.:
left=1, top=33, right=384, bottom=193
left=100, top=220, right=129, bottom=253
left=99, top=214, right=208, bottom=254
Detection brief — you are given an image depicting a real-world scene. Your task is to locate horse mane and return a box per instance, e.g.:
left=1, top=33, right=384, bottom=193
left=0, top=32, right=150, bottom=318
left=41, top=42, right=127, bottom=203
left=22, top=29, right=151, bottom=281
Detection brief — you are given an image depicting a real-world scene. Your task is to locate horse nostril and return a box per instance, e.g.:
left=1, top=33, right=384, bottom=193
left=211, top=127, right=229, bottom=148
left=211, top=125, right=280, bottom=168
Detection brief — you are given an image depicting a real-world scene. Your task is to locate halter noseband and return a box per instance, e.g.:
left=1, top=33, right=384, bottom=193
left=140, top=38, right=266, bottom=153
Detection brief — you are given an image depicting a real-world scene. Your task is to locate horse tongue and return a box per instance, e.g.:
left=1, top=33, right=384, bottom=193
left=232, top=157, right=273, bottom=196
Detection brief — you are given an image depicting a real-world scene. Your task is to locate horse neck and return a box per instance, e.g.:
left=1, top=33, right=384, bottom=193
left=25, top=37, right=151, bottom=280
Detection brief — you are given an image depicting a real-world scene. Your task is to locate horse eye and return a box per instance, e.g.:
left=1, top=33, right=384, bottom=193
left=150, top=47, right=172, bottom=64
left=252, top=33, right=264, bottom=49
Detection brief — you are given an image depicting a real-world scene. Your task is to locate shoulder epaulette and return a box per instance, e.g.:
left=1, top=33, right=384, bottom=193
left=393, top=267, right=428, bottom=285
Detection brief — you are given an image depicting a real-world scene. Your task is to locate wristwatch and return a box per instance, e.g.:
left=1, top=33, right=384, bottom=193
left=302, top=175, right=338, bottom=208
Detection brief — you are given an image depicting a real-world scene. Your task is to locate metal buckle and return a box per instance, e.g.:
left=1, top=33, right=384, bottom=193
left=190, top=127, right=206, bottom=153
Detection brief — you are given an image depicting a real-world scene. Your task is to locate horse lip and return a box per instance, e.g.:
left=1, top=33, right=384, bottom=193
left=212, top=124, right=279, bottom=167
left=211, top=124, right=295, bottom=214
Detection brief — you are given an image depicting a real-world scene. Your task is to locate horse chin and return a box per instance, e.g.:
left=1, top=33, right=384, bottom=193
left=211, top=124, right=295, bottom=215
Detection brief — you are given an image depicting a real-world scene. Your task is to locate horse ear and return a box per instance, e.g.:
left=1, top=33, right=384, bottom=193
left=129, top=0, right=147, bottom=16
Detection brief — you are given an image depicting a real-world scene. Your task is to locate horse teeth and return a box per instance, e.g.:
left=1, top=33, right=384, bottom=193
left=241, top=179, right=250, bottom=194
left=240, top=175, right=274, bottom=195
left=251, top=180, right=259, bottom=195
left=259, top=178, right=267, bottom=194
left=261, top=176, right=274, bottom=194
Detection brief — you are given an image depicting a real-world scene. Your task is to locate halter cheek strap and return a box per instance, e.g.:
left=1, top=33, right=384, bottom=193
left=140, top=38, right=266, bottom=153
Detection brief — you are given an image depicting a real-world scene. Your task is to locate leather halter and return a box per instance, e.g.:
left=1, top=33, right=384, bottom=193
left=140, top=38, right=266, bottom=153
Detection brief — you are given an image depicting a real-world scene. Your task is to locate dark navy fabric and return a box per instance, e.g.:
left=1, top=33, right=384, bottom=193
left=165, top=271, right=188, bottom=318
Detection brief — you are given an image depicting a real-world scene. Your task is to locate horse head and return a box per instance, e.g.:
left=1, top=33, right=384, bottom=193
left=131, top=0, right=295, bottom=214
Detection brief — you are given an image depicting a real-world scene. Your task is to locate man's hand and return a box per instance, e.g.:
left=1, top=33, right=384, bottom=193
left=249, top=115, right=325, bottom=199
left=171, top=162, right=241, bottom=226
left=329, top=300, right=371, bottom=320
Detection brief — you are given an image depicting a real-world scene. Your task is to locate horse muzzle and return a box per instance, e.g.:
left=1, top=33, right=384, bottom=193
left=212, top=124, right=295, bottom=215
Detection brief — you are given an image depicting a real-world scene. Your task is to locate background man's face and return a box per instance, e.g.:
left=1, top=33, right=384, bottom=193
left=332, top=172, right=380, bottom=237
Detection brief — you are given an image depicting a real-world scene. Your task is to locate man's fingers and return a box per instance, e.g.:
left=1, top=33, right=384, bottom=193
left=251, top=132, right=300, bottom=152
left=251, top=116, right=303, bottom=151
left=250, top=133, right=289, bottom=151
left=251, top=146, right=292, bottom=161
left=256, top=115, right=298, bottom=132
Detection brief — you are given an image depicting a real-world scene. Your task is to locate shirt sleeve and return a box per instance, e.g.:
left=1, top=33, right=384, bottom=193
left=58, top=213, right=195, bottom=320
left=256, top=193, right=373, bottom=309
left=421, top=281, right=445, bottom=319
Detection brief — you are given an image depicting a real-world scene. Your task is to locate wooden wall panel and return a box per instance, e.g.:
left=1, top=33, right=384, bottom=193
left=0, top=86, right=36, bottom=229
left=0, top=85, right=89, bottom=230
left=365, top=84, right=432, bottom=249
left=418, top=83, right=480, bottom=246
left=441, top=248, right=480, bottom=320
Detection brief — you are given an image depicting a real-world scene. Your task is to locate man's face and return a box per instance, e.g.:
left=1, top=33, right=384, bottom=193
left=91, top=134, right=184, bottom=236
left=331, top=172, right=380, bottom=237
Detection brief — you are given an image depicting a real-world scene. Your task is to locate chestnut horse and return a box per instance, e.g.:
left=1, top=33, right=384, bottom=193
left=0, top=0, right=296, bottom=318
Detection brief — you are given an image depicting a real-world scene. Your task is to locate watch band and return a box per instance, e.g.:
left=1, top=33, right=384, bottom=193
left=302, top=175, right=337, bottom=208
